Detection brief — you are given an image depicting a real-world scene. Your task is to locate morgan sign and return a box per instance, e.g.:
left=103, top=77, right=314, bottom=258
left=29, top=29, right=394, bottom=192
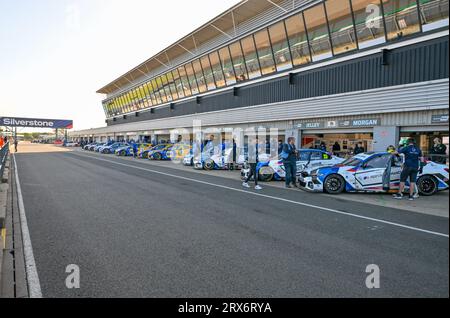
left=0, top=117, right=73, bottom=129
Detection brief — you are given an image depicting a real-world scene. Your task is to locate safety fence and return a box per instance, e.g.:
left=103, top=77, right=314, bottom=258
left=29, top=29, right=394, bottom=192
left=0, top=142, right=9, bottom=178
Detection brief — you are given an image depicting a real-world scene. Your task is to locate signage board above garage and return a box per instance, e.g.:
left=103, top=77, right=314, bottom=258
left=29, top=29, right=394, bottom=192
left=0, top=117, right=73, bottom=129
left=297, top=118, right=381, bottom=130
left=431, top=114, right=449, bottom=124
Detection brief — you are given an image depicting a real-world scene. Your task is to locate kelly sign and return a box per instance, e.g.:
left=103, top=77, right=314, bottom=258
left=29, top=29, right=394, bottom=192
left=0, top=117, right=73, bottom=129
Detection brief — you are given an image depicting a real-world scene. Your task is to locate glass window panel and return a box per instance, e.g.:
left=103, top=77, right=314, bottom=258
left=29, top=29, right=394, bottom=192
left=285, top=14, right=312, bottom=66
left=172, top=70, right=185, bottom=98
left=134, top=87, right=143, bottom=109
left=156, top=77, right=168, bottom=103
left=200, top=55, right=216, bottom=90
left=151, top=79, right=162, bottom=104
left=166, top=72, right=179, bottom=100
left=419, top=0, right=449, bottom=31
left=141, top=84, right=153, bottom=107
left=208, top=51, right=226, bottom=87
left=254, top=29, right=276, bottom=75
left=352, top=0, right=387, bottom=49
left=382, top=0, right=421, bottom=40
left=304, top=4, right=333, bottom=61
left=326, top=0, right=358, bottom=54
left=178, top=66, right=192, bottom=97
left=241, top=35, right=262, bottom=79
left=229, top=42, right=248, bottom=82
left=268, top=21, right=293, bottom=72
left=184, top=63, right=199, bottom=95
left=192, top=59, right=207, bottom=93
left=161, top=74, right=173, bottom=102
left=218, top=47, right=237, bottom=85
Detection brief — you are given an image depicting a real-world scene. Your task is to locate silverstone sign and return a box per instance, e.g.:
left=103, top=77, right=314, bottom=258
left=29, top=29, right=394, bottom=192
left=0, top=117, right=73, bottom=129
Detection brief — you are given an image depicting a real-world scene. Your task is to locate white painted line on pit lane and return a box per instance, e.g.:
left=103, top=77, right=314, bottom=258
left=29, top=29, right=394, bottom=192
left=70, top=151, right=449, bottom=239
left=13, top=155, right=43, bottom=298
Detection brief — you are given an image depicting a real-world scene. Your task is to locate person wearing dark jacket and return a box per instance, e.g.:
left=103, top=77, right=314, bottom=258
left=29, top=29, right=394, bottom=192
left=354, top=144, right=365, bottom=155
left=242, top=138, right=262, bottom=190
left=332, top=142, right=341, bottom=155
left=282, top=137, right=299, bottom=188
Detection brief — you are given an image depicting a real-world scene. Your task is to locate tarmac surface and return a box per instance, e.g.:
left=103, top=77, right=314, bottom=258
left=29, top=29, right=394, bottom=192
left=7, top=143, right=449, bottom=297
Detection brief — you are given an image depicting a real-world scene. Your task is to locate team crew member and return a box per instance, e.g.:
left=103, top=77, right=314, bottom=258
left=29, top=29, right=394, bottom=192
left=242, top=138, right=262, bottom=190
left=431, top=138, right=447, bottom=164
left=14, top=139, right=18, bottom=152
left=282, top=137, right=299, bottom=189
left=394, top=138, right=424, bottom=201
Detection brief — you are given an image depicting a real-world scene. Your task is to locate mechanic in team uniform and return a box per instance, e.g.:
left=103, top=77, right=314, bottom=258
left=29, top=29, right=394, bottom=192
left=242, top=137, right=262, bottom=190
left=394, top=138, right=424, bottom=201
left=282, top=137, right=299, bottom=189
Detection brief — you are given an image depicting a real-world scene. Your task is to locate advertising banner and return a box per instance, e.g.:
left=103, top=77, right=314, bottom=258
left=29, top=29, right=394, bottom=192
left=0, top=117, right=73, bottom=129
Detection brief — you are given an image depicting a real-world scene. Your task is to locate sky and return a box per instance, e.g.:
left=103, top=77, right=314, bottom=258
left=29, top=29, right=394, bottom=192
left=0, top=0, right=241, bottom=131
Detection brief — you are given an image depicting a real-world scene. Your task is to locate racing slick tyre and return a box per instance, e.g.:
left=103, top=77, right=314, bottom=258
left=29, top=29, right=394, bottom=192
left=152, top=152, right=162, bottom=161
left=204, top=159, right=215, bottom=171
left=258, top=166, right=274, bottom=182
left=417, top=175, right=438, bottom=196
left=119, top=150, right=126, bottom=157
left=323, top=174, right=346, bottom=194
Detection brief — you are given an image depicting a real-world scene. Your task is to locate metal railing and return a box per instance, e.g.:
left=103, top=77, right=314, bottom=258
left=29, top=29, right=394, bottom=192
left=0, top=142, right=10, bottom=178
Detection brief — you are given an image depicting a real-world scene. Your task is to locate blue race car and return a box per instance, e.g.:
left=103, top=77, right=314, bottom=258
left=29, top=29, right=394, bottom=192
left=148, top=144, right=174, bottom=160
left=100, top=142, right=129, bottom=154
left=299, top=152, right=449, bottom=196
left=241, top=149, right=344, bottom=182
left=115, top=145, right=134, bottom=156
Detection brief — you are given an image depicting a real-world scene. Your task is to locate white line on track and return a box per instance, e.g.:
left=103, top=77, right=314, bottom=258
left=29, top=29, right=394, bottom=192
left=70, top=151, right=449, bottom=239
left=13, top=155, right=43, bottom=298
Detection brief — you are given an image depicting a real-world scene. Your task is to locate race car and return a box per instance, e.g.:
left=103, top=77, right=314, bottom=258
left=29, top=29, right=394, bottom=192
left=93, top=143, right=109, bottom=152
left=241, top=149, right=345, bottom=182
left=167, top=144, right=192, bottom=162
left=299, top=152, right=449, bottom=196
left=148, top=144, right=174, bottom=160
left=193, top=147, right=235, bottom=170
left=115, top=145, right=134, bottom=156
left=136, top=143, right=153, bottom=158
left=183, top=153, right=195, bottom=166
left=85, top=143, right=101, bottom=151
left=100, top=142, right=129, bottom=154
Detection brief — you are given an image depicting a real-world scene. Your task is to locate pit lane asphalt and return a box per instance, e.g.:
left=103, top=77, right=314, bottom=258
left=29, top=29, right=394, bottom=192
left=13, top=149, right=449, bottom=297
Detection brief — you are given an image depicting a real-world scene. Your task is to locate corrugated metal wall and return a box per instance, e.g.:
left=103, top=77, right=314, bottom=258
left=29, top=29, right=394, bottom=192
left=72, top=79, right=448, bottom=136
left=108, top=36, right=449, bottom=126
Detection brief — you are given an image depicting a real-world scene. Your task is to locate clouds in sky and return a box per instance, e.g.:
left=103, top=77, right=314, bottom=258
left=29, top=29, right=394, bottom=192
left=0, top=0, right=241, bottom=130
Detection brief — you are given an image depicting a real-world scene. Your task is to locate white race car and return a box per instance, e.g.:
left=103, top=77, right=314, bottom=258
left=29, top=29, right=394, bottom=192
left=299, top=152, right=449, bottom=196
left=241, top=149, right=345, bottom=182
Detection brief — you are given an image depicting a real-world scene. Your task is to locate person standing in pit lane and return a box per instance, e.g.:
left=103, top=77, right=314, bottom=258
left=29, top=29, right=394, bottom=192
left=242, top=137, right=263, bottom=190
left=393, top=138, right=424, bottom=201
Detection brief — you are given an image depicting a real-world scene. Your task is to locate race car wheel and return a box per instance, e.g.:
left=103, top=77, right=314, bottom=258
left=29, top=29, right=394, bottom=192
left=258, top=167, right=274, bottom=182
left=204, top=160, right=215, bottom=171
left=417, top=175, right=438, bottom=196
left=120, top=150, right=126, bottom=156
left=324, top=174, right=345, bottom=194
left=153, top=152, right=162, bottom=160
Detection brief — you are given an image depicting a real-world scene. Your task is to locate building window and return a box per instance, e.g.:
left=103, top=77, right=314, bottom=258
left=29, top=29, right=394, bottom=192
left=351, top=0, right=386, bottom=49
left=184, top=63, right=199, bottom=95
left=241, top=35, right=262, bottom=79
left=209, top=51, right=226, bottom=88
left=382, top=0, right=421, bottom=40
left=166, top=72, right=179, bottom=101
left=229, top=41, right=248, bottom=82
left=151, top=79, right=162, bottom=104
left=178, top=66, right=192, bottom=97
left=172, top=70, right=185, bottom=99
left=285, top=13, right=311, bottom=66
left=200, top=55, right=216, bottom=90
left=254, top=28, right=276, bottom=75
left=219, top=46, right=237, bottom=85
left=268, top=21, right=293, bottom=72
left=156, top=77, right=168, bottom=103
left=419, top=0, right=449, bottom=32
left=192, top=59, right=207, bottom=93
left=325, top=0, right=358, bottom=54
left=304, top=3, right=333, bottom=61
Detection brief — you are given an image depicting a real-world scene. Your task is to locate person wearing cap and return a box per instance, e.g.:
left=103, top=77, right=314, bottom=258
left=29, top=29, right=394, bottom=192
left=393, top=138, right=424, bottom=201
